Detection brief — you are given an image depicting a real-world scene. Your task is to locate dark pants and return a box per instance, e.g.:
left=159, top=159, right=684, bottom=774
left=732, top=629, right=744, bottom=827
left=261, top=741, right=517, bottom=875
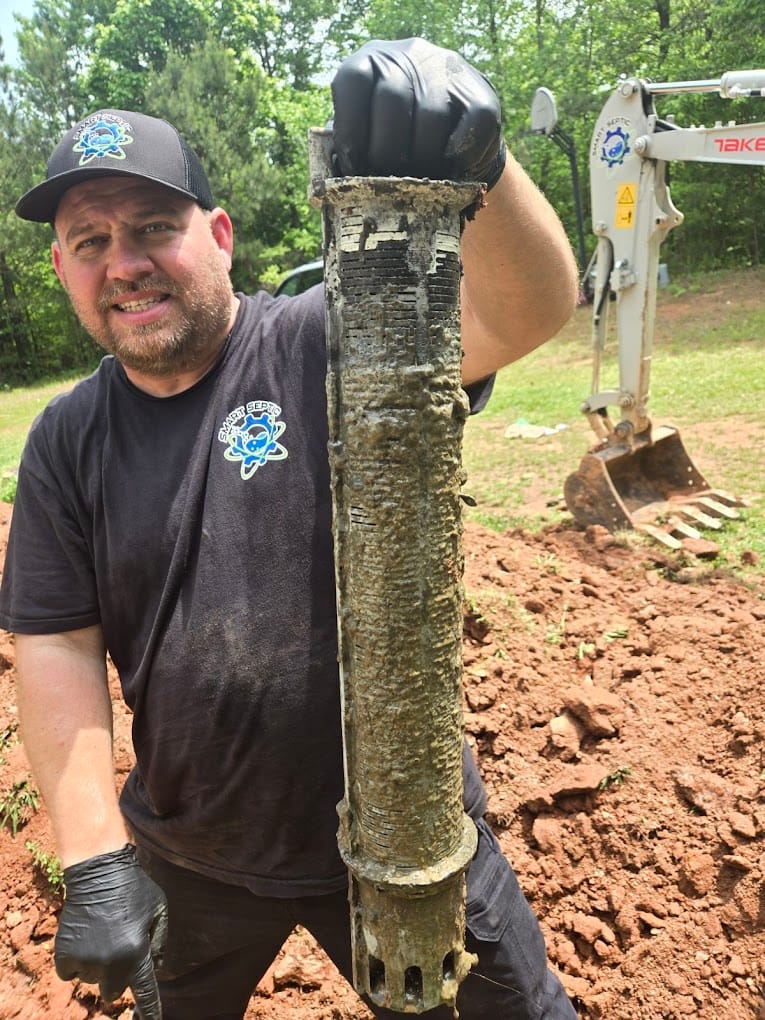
left=137, top=821, right=577, bottom=1020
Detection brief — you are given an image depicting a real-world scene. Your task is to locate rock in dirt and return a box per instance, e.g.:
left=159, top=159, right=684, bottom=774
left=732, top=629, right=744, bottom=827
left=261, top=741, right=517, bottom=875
left=548, top=710, right=585, bottom=759
left=561, top=683, right=624, bottom=737
left=525, top=763, right=610, bottom=812
left=673, top=766, right=733, bottom=816
left=680, top=537, right=720, bottom=559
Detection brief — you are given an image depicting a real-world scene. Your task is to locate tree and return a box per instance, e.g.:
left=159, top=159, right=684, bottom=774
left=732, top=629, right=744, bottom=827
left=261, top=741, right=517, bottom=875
left=13, top=0, right=113, bottom=131
left=86, top=0, right=211, bottom=107
left=143, top=36, right=328, bottom=289
left=2, top=0, right=765, bottom=384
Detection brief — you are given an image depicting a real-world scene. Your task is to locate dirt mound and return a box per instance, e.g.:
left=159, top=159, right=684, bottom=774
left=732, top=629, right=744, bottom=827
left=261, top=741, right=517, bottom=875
left=1, top=500, right=763, bottom=1019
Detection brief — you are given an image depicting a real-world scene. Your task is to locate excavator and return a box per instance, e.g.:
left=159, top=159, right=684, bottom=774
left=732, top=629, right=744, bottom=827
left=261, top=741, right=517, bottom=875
left=554, top=70, right=765, bottom=547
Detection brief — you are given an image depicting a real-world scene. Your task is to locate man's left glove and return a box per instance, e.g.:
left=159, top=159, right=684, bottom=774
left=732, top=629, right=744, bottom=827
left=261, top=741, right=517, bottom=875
left=55, top=844, right=168, bottom=1020
left=331, top=37, right=506, bottom=188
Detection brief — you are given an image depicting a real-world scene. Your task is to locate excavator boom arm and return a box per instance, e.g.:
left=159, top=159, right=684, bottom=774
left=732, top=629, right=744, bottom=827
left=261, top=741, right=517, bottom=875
left=587, top=72, right=765, bottom=435
left=563, top=71, right=757, bottom=543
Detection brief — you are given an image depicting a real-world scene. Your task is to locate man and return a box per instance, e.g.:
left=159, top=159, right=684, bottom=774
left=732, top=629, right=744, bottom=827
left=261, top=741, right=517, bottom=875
left=0, top=38, right=578, bottom=1020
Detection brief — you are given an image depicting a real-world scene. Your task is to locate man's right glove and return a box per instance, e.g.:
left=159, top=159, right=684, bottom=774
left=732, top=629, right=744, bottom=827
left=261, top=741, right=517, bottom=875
left=55, top=844, right=168, bottom=1020
left=331, top=38, right=506, bottom=188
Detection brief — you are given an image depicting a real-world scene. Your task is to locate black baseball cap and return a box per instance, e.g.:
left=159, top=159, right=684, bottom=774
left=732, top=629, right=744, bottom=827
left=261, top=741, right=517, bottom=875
left=16, top=109, right=214, bottom=223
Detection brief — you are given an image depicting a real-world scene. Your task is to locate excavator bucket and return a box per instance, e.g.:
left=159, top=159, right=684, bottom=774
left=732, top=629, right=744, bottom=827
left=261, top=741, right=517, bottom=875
left=564, top=425, right=744, bottom=549
left=558, top=68, right=762, bottom=550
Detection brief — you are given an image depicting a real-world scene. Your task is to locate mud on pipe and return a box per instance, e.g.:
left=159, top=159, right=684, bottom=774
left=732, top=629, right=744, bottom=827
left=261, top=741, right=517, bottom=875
left=310, top=128, right=483, bottom=1015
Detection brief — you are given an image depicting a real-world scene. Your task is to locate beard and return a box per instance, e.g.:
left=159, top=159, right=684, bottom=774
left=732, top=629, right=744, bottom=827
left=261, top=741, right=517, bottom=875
left=73, top=251, right=235, bottom=377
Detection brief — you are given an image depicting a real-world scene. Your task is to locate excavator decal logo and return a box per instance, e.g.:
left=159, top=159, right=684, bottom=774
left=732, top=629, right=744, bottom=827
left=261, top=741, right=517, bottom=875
left=218, top=401, right=288, bottom=480
left=713, top=136, right=765, bottom=152
left=601, top=126, right=631, bottom=167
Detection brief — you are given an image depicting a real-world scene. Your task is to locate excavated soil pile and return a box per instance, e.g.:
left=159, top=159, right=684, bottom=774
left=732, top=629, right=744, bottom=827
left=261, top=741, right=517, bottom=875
left=0, top=501, right=763, bottom=1019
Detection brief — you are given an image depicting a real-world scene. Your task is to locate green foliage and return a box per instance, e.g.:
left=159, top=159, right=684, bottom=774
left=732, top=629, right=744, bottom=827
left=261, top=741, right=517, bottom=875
left=0, top=780, right=39, bottom=836
left=545, top=604, right=569, bottom=646
left=86, top=0, right=210, bottom=107
left=605, top=628, right=629, bottom=642
left=2, top=0, right=765, bottom=382
left=461, top=267, right=765, bottom=584
left=598, top=766, right=633, bottom=790
left=0, top=375, right=79, bottom=476
left=25, top=840, right=65, bottom=895
left=0, top=474, right=17, bottom=504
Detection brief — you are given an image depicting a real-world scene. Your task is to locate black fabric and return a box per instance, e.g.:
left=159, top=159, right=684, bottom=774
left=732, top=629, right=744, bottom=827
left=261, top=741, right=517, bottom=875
left=16, top=109, right=214, bottom=223
left=2, top=289, right=345, bottom=894
left=137, top=845, right=577, bottom=1020
left=0, top=285, right=493, bottom=898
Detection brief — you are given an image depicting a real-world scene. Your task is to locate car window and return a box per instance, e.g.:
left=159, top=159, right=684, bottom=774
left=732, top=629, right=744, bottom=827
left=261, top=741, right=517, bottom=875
left=275, top=261, right=324, bottom=297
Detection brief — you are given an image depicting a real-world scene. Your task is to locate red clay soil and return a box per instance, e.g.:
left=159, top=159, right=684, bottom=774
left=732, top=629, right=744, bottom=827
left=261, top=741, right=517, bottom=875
left=1, top=500, right=764, bottom=1020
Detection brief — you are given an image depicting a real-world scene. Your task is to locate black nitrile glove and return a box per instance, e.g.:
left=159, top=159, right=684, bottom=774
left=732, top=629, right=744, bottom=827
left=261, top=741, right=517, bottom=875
left=55, top=844, right=168, bottom=1020
left=331, top=37, right=506, bottom=188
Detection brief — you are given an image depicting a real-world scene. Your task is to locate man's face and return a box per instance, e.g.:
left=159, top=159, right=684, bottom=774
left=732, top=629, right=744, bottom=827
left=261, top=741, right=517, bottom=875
left=51, top=177, right=237, bottom=379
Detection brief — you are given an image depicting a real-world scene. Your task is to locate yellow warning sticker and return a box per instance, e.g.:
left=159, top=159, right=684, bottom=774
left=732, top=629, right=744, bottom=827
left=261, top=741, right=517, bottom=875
left=615, top=183, right=637, bottom=228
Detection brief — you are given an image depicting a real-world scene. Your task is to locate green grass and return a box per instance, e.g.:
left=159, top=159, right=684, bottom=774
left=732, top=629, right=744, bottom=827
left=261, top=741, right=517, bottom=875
left=462, top=267, right=765, bottom=582
left=2, top=268, right=764, bottom=581
left=0, top=376, right=79, bottom=487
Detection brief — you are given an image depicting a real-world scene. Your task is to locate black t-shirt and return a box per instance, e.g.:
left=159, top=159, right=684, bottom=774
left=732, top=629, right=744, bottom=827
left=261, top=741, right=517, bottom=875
left=0, top=286, right=490, bottom=895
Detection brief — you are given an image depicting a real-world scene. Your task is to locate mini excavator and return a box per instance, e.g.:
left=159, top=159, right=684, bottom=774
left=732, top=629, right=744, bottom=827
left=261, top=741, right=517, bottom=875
left=560, top=70, right=765, bottom=547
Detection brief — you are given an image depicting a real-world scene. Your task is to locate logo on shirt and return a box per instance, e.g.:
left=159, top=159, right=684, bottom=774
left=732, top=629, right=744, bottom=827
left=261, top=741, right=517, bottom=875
left=218, top=401, right=288, bottom=479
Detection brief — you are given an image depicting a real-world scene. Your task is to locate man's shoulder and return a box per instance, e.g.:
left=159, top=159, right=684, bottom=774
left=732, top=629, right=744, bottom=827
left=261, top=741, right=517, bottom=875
left=26, top=359, right=116, bottom=452
left=237, top=285, right=324, bottom=331
left=42, top=358, right=115, bottom=412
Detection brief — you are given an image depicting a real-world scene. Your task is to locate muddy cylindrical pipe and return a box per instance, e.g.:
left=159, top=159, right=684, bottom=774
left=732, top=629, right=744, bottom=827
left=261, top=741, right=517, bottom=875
left=310, top=128, right=481, bottom=1014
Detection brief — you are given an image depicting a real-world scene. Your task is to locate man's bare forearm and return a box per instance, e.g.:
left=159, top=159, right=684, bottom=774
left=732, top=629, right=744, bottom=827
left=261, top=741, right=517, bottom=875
left=15, top=626, right=129, bottom=867
left=460, top=153, right=579, bottom=385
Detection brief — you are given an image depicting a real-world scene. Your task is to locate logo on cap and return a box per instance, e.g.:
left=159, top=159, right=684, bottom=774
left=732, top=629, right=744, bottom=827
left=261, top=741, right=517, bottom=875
left=73, top=114, right=133, bottom=166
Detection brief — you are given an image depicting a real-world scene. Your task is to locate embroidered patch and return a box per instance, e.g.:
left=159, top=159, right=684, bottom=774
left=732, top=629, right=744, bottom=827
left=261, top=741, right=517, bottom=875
left=218, top=401, right=288, bottom=479
left=73, top=114, right=133, bottom=166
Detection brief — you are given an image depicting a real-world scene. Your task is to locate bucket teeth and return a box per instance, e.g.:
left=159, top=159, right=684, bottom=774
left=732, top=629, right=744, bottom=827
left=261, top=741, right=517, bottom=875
left=666, top=518, right=701, bottom=540
left=696, top=495, right=741, bottom=520
left=676, top=504, right=723, bottom=529
left=636, top=523, right=683, bottom=549
left=564, top=426, right=747, bottom=549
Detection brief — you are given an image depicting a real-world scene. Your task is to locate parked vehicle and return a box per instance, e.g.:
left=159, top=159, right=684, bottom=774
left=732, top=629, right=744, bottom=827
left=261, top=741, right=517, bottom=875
left=274, top=259, right=323, bottom=297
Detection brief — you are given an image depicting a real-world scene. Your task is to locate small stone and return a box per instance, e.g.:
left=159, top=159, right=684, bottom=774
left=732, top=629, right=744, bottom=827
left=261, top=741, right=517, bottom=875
left=721, top=854, right=753, bottom=872
left=586, top=524, right=615, bottom=550
left=637, top=911, right=667, bottom=930
left=666, top=971, right=690, bottom=994
left=678, top=850, right=717, bottom=898
left=681, top=537, right=720, bottom=559
left=570, top=912, right=606, bottom=944
left=561, top=684, right=624, bottom=737
left=674, top=767, right=732, bottom=816
left=729, top=811, right=757, bottom=839
left=730, top=711, right=752, bottom=736
left=728, top=955, right=748, bottom=977
left=531, top=816, right=565, bottom=854
left=548, top=711, right=584, bottom=760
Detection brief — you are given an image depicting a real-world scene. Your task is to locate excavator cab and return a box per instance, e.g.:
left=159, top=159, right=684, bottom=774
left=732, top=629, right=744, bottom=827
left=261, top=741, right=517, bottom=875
left=564, top=71, right=764, bottom=547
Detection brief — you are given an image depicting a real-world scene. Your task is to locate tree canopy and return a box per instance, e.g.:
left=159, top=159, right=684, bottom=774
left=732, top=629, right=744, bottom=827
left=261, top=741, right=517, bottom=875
left=1, top=0, right=764, bottom=383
